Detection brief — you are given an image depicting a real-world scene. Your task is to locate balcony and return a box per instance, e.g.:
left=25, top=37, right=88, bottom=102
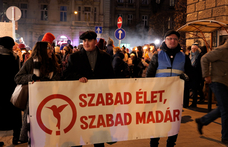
left=72, top=21, right=103, bottom=27
left=116, top=2, right=135, bottom=8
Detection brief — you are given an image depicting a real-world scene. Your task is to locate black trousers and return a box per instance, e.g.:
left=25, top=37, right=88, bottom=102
left=150, top=134, right=178, bottom=147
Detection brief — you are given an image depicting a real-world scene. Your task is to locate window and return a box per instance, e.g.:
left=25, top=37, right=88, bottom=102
left=128, top=14, right=133, bottom=25
left=84, top=7, right=91, bottom=12
left=84, top=12, right=90, bottom=21
left=170, top=0, right=175, bottom=6
left=142, top=15, right=148, bottom=27
left=117, top=0, right=124, bottom=2
left=78, top=7, right=81, bottom=21
left=60, top=6, right=67, bottom=21
left=84, top=7, right=91, bottom=21
left=156, top=0, right=160, bottom=4
left=20, top=3, right=27, bottom=18
left=168, top=17, right=171, bottom=29
left=1, top=2, right=8, bottom=21
left=94, top=7, right=96, bottom=22
left=142, top=0, right=148, bottom=4
left=41, top=5, right=48, bottom=21
left=128, top=0, right=134, bottom=3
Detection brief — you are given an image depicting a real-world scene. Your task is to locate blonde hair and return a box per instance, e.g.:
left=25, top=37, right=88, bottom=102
left=113, top=46, right=121, bottom=53
left=55, top=46, right=60, bottom=53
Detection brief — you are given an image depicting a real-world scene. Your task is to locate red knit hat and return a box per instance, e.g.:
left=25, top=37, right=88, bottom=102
left=96, top=38, right=105, bottom=50
left=42, top=32, right=55, bottom=44
left=18, top=43, right=26, bottom=49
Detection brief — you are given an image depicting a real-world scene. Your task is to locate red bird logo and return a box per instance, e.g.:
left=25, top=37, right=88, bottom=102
left=46, top=104, right=68, bottom=129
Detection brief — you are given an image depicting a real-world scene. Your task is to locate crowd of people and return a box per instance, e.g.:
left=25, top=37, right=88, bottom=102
left=0, top=29, right=227, bottom=147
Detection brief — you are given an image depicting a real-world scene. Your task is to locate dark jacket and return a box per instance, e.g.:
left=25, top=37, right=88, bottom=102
left=112, top=51, right=126, bottom=78
left=63, top=47, right=114, bottom=80
left=190, top=50, right=203, bottom=82
left=0, top=47, right=22, bottom=130
left=15, top=58, right=61, bottom=84
left=106, top=45, right=114, bottom=56
left=146, top=42, right=193, bottom=79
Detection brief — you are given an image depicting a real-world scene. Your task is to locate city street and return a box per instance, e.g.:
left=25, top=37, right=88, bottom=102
left=0, top=102, right=227, bottom=147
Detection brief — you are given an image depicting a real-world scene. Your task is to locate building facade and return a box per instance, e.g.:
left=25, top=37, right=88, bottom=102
left=1, top=0, right=110, bottom=47
left=1, top=0, right=180, bottom=49
left=109, top=0, right=153, bottom=48
left=186, top=0, right=228, bottom=48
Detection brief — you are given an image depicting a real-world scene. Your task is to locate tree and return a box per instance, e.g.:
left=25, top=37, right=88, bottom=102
left=174, top=0, right=187, bottom=49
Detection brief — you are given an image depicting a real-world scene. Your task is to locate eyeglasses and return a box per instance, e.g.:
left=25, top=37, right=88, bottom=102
left=47, top=47, right=52, bottom=49
left=166, top=37, right=179, bottom=41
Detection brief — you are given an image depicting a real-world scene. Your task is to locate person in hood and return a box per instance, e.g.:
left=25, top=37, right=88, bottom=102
left=146, top=30, right=193, bottom=147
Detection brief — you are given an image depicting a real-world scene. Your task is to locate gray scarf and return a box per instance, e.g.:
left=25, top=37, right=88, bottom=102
left=190, top=50, right=199, bottom=66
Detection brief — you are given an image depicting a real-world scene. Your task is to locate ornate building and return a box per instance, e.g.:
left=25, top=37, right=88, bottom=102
left=1, top=0, right=110, bottom=47
left=0, top=0, right=179, bottom=48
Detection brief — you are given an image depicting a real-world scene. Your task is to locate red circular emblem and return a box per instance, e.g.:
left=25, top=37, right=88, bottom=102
left=36, top=94, right=77, bottom=135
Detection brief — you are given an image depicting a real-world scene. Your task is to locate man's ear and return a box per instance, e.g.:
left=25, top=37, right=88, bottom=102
left=95, top=39, right=97, bottom=44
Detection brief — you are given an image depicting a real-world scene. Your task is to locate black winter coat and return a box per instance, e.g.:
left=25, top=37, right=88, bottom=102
left=112, top=51, right=125, bottom=78
left=0, top=50, right=22, bottom=130
left=63, top=47, right=114, bottom=80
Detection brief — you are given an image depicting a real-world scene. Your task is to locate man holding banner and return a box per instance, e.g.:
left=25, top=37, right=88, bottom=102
left=63, top=31, right=114, bottom=147
left=146, top=30, right=192, bottom=147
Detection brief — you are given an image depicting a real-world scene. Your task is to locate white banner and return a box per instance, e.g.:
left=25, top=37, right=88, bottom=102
left=0, top=22, right=13, bottom=38
left=29, top=77, right=184, bottom=147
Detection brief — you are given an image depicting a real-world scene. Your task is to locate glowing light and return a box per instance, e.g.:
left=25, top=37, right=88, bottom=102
left=74, top=11, right=78, bottom=15
left=143, top=46, right=148, bottom=50
left=60, top=35, right=67, bottom=39
left=155, top=39, right=160, bottom=45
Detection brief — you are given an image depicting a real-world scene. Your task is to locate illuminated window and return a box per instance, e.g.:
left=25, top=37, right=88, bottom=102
left=60, top=6, right=67, bottom=22
left=41, top=5, right=48, bottom=21
left=20, top=3, right=27, bottom=18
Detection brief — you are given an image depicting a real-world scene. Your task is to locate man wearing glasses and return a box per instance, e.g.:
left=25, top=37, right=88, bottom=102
left=146, top=30, right=192, bottom=147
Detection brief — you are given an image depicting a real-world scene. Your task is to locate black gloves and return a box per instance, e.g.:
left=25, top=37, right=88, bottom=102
left=180, top=73, right=189, bottom=81
left=32, top=74, right=40, bottom=81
